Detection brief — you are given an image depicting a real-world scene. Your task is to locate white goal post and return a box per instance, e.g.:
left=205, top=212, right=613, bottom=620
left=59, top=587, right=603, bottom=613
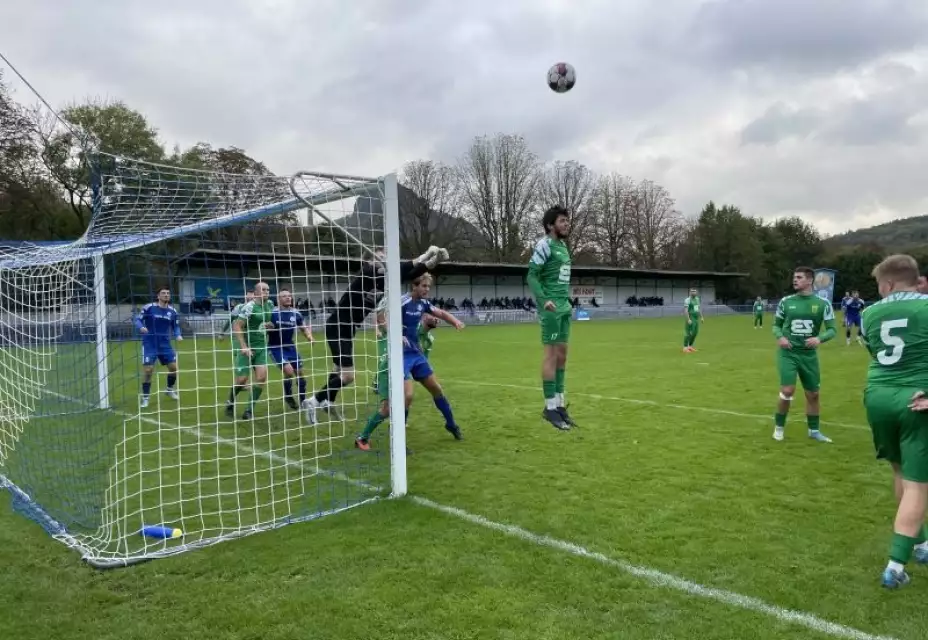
left=0, top=153, right=408, bottom=567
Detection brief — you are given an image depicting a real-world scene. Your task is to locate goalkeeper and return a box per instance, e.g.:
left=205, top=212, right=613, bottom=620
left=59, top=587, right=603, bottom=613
left=304, top=245, right=449, bottom=424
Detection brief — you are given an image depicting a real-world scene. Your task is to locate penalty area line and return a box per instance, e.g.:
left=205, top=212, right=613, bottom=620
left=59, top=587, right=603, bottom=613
left=411, top=496, right=898, bottom=640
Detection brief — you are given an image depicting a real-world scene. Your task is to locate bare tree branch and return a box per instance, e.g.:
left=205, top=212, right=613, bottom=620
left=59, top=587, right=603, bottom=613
left=539, top=160, right=596, bottom=261
left=457, top=134, right=540, bottom=262
left=399, top=159, right=468, bottom=256
left=589, top=173, right=635, bottom=266
left=625, top=179, right=684, bottom=269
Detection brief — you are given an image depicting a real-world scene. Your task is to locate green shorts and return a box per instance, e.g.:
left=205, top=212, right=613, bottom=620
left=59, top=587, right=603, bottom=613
left=685, top=318, right=700, bottom=336
left=865, top=386, right=928, bottom=482
left=539, top=307, right=571, bottom=345
left=234, top=348, right=268, bottom=376
left=777, top=348, right=820, bottom=392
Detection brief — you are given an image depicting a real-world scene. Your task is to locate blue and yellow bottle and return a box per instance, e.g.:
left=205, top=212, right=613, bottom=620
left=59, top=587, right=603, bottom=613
left=140, top=525, right=183, bottom=539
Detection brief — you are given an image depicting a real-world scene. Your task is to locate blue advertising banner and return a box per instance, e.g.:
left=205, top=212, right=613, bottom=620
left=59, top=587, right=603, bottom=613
left=576, top=309, right=591, bottom=321
left=813, top=268, right=837, bottom=304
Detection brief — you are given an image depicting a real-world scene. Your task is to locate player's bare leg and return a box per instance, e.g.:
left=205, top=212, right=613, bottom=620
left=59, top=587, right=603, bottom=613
left=164, top=361, right=179, bottom=400
left=554, top=343, right=575, bottom=426
left=882, top=465, right=928, bottom=588
left=773, top=384, right=794, bottom=441
left=805, top=389, right=831, bottom=442
left=541, top=344, right=568, bottom=430
left=419, top=374, right=462, bottom=440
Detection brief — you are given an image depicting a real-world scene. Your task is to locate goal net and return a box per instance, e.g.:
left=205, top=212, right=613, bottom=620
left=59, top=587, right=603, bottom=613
left=0, top=154, right=408, bottom=567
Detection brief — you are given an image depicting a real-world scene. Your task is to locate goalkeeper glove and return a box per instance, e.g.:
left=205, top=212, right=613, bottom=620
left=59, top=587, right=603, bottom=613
left=415, top=245, right=440, bottom=265
left=425, top=247, right=450, bottom=269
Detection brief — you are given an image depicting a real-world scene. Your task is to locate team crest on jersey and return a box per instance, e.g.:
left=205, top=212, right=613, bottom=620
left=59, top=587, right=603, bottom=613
left=811, top=305, right=818, bottom=312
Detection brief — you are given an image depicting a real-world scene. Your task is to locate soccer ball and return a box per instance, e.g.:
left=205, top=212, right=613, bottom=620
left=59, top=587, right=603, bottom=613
left=547, top=62, right=576, bottom=93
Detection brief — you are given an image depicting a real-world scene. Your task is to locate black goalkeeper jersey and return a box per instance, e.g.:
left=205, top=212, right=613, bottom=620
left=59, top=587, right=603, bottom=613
left=328, top=260, right=428, bottom=331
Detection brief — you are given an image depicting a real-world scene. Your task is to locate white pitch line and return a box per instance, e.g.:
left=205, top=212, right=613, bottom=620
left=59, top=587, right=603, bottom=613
left=450, top=380, right=871, bottom=432
left=412, top=496, right=899, bottom=640
left=41, top=391, right=894, bottom=638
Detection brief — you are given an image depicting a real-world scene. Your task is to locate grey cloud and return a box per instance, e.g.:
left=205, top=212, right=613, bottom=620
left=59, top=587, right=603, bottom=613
left=742, top=66, right=928, bottom=147
left=2, top=0, right=928, bottom=236
left=741, top=103, right=822, bottom=145
left=689, top=0, right=928, bottom=74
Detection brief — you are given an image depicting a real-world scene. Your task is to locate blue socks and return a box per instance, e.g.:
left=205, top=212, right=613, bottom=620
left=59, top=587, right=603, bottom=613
left=434, top=395, right=455, bottom=428
left=166, top=373, right=177, bottom=389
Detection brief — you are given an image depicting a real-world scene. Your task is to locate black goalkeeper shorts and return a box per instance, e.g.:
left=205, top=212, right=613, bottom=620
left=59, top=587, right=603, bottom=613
left=325, top=318, right=356, bottom=369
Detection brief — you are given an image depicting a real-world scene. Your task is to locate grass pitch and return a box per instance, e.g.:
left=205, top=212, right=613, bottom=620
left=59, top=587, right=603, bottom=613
left=0, top=314, right=921, bottom=640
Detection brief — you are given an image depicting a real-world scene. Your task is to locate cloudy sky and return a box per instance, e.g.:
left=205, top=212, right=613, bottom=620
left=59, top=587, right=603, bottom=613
left=2, top=0, right=927, bottom=236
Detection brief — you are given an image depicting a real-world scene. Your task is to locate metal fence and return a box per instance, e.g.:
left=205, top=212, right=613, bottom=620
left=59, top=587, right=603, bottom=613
left=0, top=304, right=770, bottom=346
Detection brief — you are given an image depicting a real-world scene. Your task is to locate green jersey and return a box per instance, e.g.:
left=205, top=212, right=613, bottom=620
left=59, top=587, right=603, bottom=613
left=753, top=301, right=764, bottom=315
left=684, top=295, right=701, bottom=320
left=417, top=324, right=435, bottom=359
left=862, top=291, right=928, bottom=389
left=235, top=299, right=274, bottom=349
left=527, top=237, right=572, bottom=312
left=773, top=293, right=837, bottom=350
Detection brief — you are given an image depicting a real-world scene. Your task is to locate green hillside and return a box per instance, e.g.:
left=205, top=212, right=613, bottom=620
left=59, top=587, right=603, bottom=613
left=824, top=215, right=928, bottom=250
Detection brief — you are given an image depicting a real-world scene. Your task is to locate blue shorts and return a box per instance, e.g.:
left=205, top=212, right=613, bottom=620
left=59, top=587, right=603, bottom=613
left=142, top=341, right=176, bottom=366
left=845, top=315, right=862, bottom=328
left=403, top=351, right=433, bottom=382
left=270, top=346, right=302, bottom=370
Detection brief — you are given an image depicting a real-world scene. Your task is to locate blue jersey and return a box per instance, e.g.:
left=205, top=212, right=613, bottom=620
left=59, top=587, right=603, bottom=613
left=845, top=298, right=866, bottom=319
left=135, top=303, right=181, bottom=342
left=268, top=308, right=304, bottom=347
left=401, top=294, right=434, bottom=353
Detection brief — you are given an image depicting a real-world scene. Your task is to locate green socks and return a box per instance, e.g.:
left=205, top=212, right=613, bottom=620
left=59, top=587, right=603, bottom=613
left=361, top=412, right=387, bottom=439
left=807, top=414, right=820, bottom=431
left=891, top=533, right=921, bottom=565
left=250, top=385, right=263, bottom=408
left=774, top=413, right=787, bottom=427
left=543, top=379, right=556, bottom=400
left=555, top=369, right=565, bottom=394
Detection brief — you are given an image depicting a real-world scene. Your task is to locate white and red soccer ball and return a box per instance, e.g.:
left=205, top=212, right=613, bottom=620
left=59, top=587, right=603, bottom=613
left=547, top=62, right=576, bottom=93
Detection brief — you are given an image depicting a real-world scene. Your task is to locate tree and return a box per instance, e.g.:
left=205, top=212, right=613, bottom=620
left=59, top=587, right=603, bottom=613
left=538, top=160, right=597, bottom=261
left=36, top=99, right=165, bottom=228
left=399, top=160, right=469, bottom=257
left=772, top=216, right=824, bottom=269
left=686, top=202, right=766, bottom=299
left=0, top=71, right=82, bottom=241
left=457, top=134, right=540, bottom=262
left=624, top=179, right=684, bottom=269
left=588, top=172, right=634, bottom=266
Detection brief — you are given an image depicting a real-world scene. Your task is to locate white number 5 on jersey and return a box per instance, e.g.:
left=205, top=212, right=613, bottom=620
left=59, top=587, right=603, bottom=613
left=877, top=318, right=908, bottom=365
